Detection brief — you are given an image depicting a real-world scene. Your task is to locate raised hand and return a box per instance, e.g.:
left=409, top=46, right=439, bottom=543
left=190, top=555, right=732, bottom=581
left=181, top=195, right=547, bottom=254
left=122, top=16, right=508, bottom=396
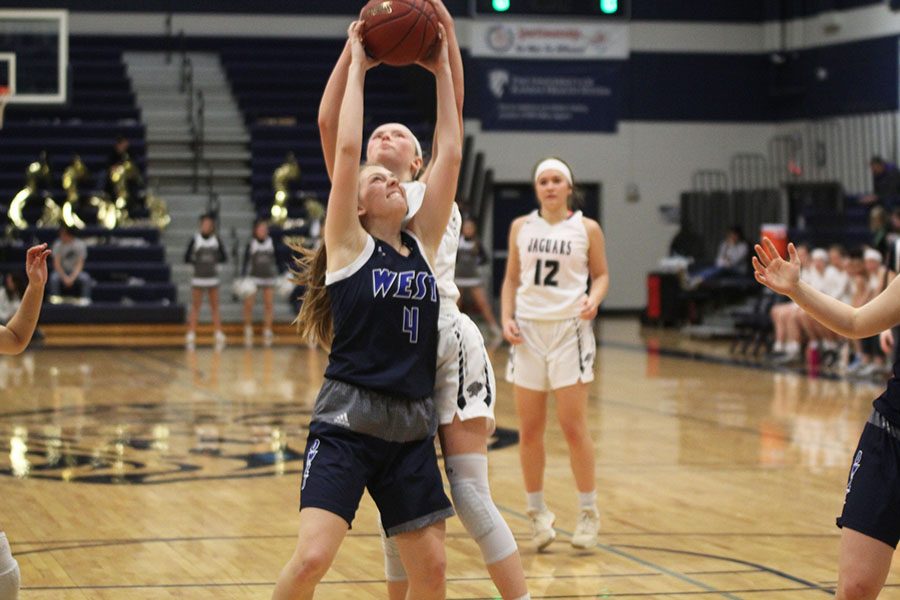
left=416, top=23, right=449, bottom=74
left=348, top=21, right=381, bottom=71
left=25, top=243, right=51, bottom=288
left=752, top=238, right=800, bottom=297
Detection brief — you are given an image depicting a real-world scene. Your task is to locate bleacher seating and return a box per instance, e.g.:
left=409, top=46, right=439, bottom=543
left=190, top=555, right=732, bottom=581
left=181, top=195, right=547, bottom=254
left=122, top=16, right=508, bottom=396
left=0, top=36, right=185, bottom=324
left=219, top=38, right=434, bottom=219
left=0, top=39, right=146, bottom=208
left=0, top=227, right=182, bottom=323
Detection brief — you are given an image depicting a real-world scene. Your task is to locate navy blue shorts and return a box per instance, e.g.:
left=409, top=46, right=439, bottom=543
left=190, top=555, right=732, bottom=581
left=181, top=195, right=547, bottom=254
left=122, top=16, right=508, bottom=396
left=836, top=417, right=900, bottom=548
left=299, top=421, right=454, bottom=537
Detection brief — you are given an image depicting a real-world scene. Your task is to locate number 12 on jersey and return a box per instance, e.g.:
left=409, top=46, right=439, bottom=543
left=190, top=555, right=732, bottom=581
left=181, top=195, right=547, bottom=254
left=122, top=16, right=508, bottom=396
left=534, top=259, right=560, bottom=287
left=403, top=306, right=419, bottom=343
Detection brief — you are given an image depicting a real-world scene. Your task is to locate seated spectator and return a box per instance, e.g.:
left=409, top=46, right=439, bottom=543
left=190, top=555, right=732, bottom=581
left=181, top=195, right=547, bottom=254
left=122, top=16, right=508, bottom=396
left=769, top=243, right=810, bottom=357
left=772, top=246, right=825, bottom=362
left=860, top=156, right=900, bottom=210
left=105, top=135, right=130, bottom=197
left=669, top=222, right=704, bottom=264
left=688, top=225, right=749, bottom=288
left=870, top=205, right=890, bottom=257
left=0, top=273, right=24, bottom=323
left=848, top=248, right=888, bottom=377
left=49, top=224, right=92, bottom=303
left=797, top=245, right=852, bottom=367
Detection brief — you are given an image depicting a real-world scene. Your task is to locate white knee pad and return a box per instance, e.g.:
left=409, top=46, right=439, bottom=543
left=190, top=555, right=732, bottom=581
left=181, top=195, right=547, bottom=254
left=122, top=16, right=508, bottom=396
left=0, top=563, right=19, bottom=600
left=380, top=523, right=408, bottom=582
left=445, top=453, right=518, bottom=565
left=0, top=532, right=19, bottom=600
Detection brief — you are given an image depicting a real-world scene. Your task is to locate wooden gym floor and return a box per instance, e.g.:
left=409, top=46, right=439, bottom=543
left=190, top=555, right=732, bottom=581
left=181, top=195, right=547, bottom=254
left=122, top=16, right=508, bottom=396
left=1, top=318, right=898, bottom=599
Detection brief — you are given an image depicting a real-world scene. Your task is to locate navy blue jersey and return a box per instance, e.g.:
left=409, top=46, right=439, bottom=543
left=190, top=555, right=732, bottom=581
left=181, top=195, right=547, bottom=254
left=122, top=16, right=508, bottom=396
left=874, top=362, right=900, bottom=425
left=324, top=232, right=439, bottom=400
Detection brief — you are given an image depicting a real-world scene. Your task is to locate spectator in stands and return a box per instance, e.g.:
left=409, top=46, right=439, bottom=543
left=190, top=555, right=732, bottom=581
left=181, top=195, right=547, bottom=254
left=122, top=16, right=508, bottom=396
left=241, top=218, right=278, bottom=348
left=849, top=248, right=888, bottom=377
left=798, top=245, right=852, bottom=367
left=0, top=273, right=23, bottom=324
left=184, top=214, right=227, bottom=350
left=669, top=222, right=704, bottom=264
left=870, top=205, right=890, bottom=257
left=105, top=135, right=130, bottom=197
left=861, top=156, right=900, bottom=210
left=687, top=225, right=749, bottom=288
left=455, top=217, right=501, bottom=342
left=769, top=243, right=810, bottom=358
left=107, top=135, right=130, bottom=170
left=49, top=224, right=92, bottom=303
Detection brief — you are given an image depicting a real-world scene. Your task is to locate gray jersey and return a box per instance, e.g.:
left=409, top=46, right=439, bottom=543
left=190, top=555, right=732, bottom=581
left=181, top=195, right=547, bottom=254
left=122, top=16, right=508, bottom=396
left=245, top=237, right=278, bottom=280
left=186, top=233, right=225, bottom=286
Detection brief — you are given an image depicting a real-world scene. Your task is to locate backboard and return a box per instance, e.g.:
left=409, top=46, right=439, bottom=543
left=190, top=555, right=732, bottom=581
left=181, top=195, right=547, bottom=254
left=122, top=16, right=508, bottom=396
left=0, top=9, right=67, bottom=104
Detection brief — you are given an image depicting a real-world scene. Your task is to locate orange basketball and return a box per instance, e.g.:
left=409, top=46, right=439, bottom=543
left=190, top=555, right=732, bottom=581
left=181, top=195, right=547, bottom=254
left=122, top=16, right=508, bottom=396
left=360, top=0, right=439, bottom=66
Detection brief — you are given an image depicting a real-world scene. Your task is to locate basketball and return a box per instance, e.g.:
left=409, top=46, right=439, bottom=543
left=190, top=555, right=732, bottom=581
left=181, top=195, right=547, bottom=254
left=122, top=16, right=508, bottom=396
left=360, top=0, right=439, bottom=66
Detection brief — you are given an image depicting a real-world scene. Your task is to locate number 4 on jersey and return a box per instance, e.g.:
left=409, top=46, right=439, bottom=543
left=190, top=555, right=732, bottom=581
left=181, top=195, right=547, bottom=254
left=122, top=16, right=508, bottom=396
left=534, top=259, right=560, bottom=287
left=403, top=306, right=419, bottom=343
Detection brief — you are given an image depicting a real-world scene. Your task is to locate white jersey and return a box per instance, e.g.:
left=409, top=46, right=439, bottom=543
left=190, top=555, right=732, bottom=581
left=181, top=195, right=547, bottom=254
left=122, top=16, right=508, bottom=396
left=403, top=180, right=462, bottom=316
left=823, top=265, right=851, bottom=303
left=515, top=210, right=589, bottom=320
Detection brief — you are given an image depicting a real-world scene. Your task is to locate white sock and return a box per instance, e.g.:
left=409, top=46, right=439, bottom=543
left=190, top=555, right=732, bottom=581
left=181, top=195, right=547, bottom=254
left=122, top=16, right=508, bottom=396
left=823, top=340, right=838, bottom=351
left=785, top=341, right=800, bottom=355
left=513, top=595, right=531, bottom=600
left=526, top=491, right=546, bottom=513
left=578, top=490, right=597, bottom=511
left=772, top=340, right=784, bottom=352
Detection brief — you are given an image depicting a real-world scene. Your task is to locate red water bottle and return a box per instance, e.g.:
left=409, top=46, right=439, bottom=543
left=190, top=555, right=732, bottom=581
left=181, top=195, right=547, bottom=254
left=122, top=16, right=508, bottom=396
left=806, top=342, right=820, bottom=375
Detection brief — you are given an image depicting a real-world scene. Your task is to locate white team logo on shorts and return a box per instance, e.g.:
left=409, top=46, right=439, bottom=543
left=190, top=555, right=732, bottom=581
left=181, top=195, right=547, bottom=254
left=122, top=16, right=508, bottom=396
left=845, top=450, right=863, bottom=497
left=301, top=439, right=320, bottom=491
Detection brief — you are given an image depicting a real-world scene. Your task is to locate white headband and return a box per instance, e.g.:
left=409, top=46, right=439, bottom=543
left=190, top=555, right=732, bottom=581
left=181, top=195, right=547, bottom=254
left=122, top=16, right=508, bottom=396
left=534, top=158, right=573, bottom=186
left=811, top=248, right=828, bottom=261
left=865, top=248, right=883, bottom=262
left=374, top=123, right=422, bottom=158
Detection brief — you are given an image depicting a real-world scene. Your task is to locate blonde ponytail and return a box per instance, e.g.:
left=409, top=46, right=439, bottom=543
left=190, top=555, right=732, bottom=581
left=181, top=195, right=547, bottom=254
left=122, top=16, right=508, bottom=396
left=292, top=242, right=332, bottom=349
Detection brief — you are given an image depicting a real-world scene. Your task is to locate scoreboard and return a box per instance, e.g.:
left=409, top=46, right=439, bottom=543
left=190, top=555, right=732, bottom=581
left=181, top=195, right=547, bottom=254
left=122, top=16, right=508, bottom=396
left=471, top=0, right=629, bottom=18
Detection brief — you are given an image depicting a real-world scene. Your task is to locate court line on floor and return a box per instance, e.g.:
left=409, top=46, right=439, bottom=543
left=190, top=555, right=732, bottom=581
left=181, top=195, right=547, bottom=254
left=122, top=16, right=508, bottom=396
left=614, top=544, right=832, bottom=596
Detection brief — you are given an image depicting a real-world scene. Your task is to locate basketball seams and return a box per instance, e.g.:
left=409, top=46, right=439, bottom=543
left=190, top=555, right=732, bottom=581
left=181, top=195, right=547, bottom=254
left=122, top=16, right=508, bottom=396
left=365, top=8, right=421, bottom=64
left=361, top=0, right=438, bottom=65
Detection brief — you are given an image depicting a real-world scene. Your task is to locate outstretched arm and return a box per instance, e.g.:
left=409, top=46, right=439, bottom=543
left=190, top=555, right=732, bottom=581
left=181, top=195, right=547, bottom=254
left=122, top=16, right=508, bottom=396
left=0, top=244, right=50, bottom=354
left=755, top=238, right=900, bottom=339
left=419, top=0, right=464, bottom=185
left=324, top=22, right=379, bottom=269
left=318, top=40, right=352, bottom=182
left=408, top=26, right=462, bottom=252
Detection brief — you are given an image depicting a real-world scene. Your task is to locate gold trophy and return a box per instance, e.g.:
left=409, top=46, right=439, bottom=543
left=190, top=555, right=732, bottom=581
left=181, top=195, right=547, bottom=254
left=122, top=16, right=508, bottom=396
left=61, top=155, right=118, bottom=229
left=8, top=152, right=60, bottom=229
left=271, top=152, right=300, bottom=225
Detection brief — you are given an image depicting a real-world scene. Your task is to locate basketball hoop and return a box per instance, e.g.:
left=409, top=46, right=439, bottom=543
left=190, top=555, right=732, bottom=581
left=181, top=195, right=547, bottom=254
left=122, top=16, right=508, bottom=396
left=0, top=86, right=8, bottom=131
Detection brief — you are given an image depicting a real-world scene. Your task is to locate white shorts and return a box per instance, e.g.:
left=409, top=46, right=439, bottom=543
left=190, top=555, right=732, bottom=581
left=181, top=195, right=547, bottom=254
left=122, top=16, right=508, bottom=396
left=434, top=311, right=496, bottom=430
left=251, top=277, right=276, bottom=288
left=506, top=318, right=596, bottom=391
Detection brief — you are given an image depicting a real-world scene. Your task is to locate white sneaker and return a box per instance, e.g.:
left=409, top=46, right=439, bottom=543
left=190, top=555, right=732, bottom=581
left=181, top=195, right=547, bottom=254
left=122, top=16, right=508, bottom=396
left=527, top=508, right=556, bottom=551
left=263, top=329, right=274, bottom=348
left=244, top=326, right=253, bottom=348
left=214, top=330, right=227, bottom=350
left=571, top=508, right=600, bottom=549
left=185, top=331, right=196, bottom=350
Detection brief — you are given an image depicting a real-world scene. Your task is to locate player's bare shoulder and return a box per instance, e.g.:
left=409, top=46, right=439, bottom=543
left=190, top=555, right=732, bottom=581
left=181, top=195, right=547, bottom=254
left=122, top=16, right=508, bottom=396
left=581, top=216, right=605, bottom=242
